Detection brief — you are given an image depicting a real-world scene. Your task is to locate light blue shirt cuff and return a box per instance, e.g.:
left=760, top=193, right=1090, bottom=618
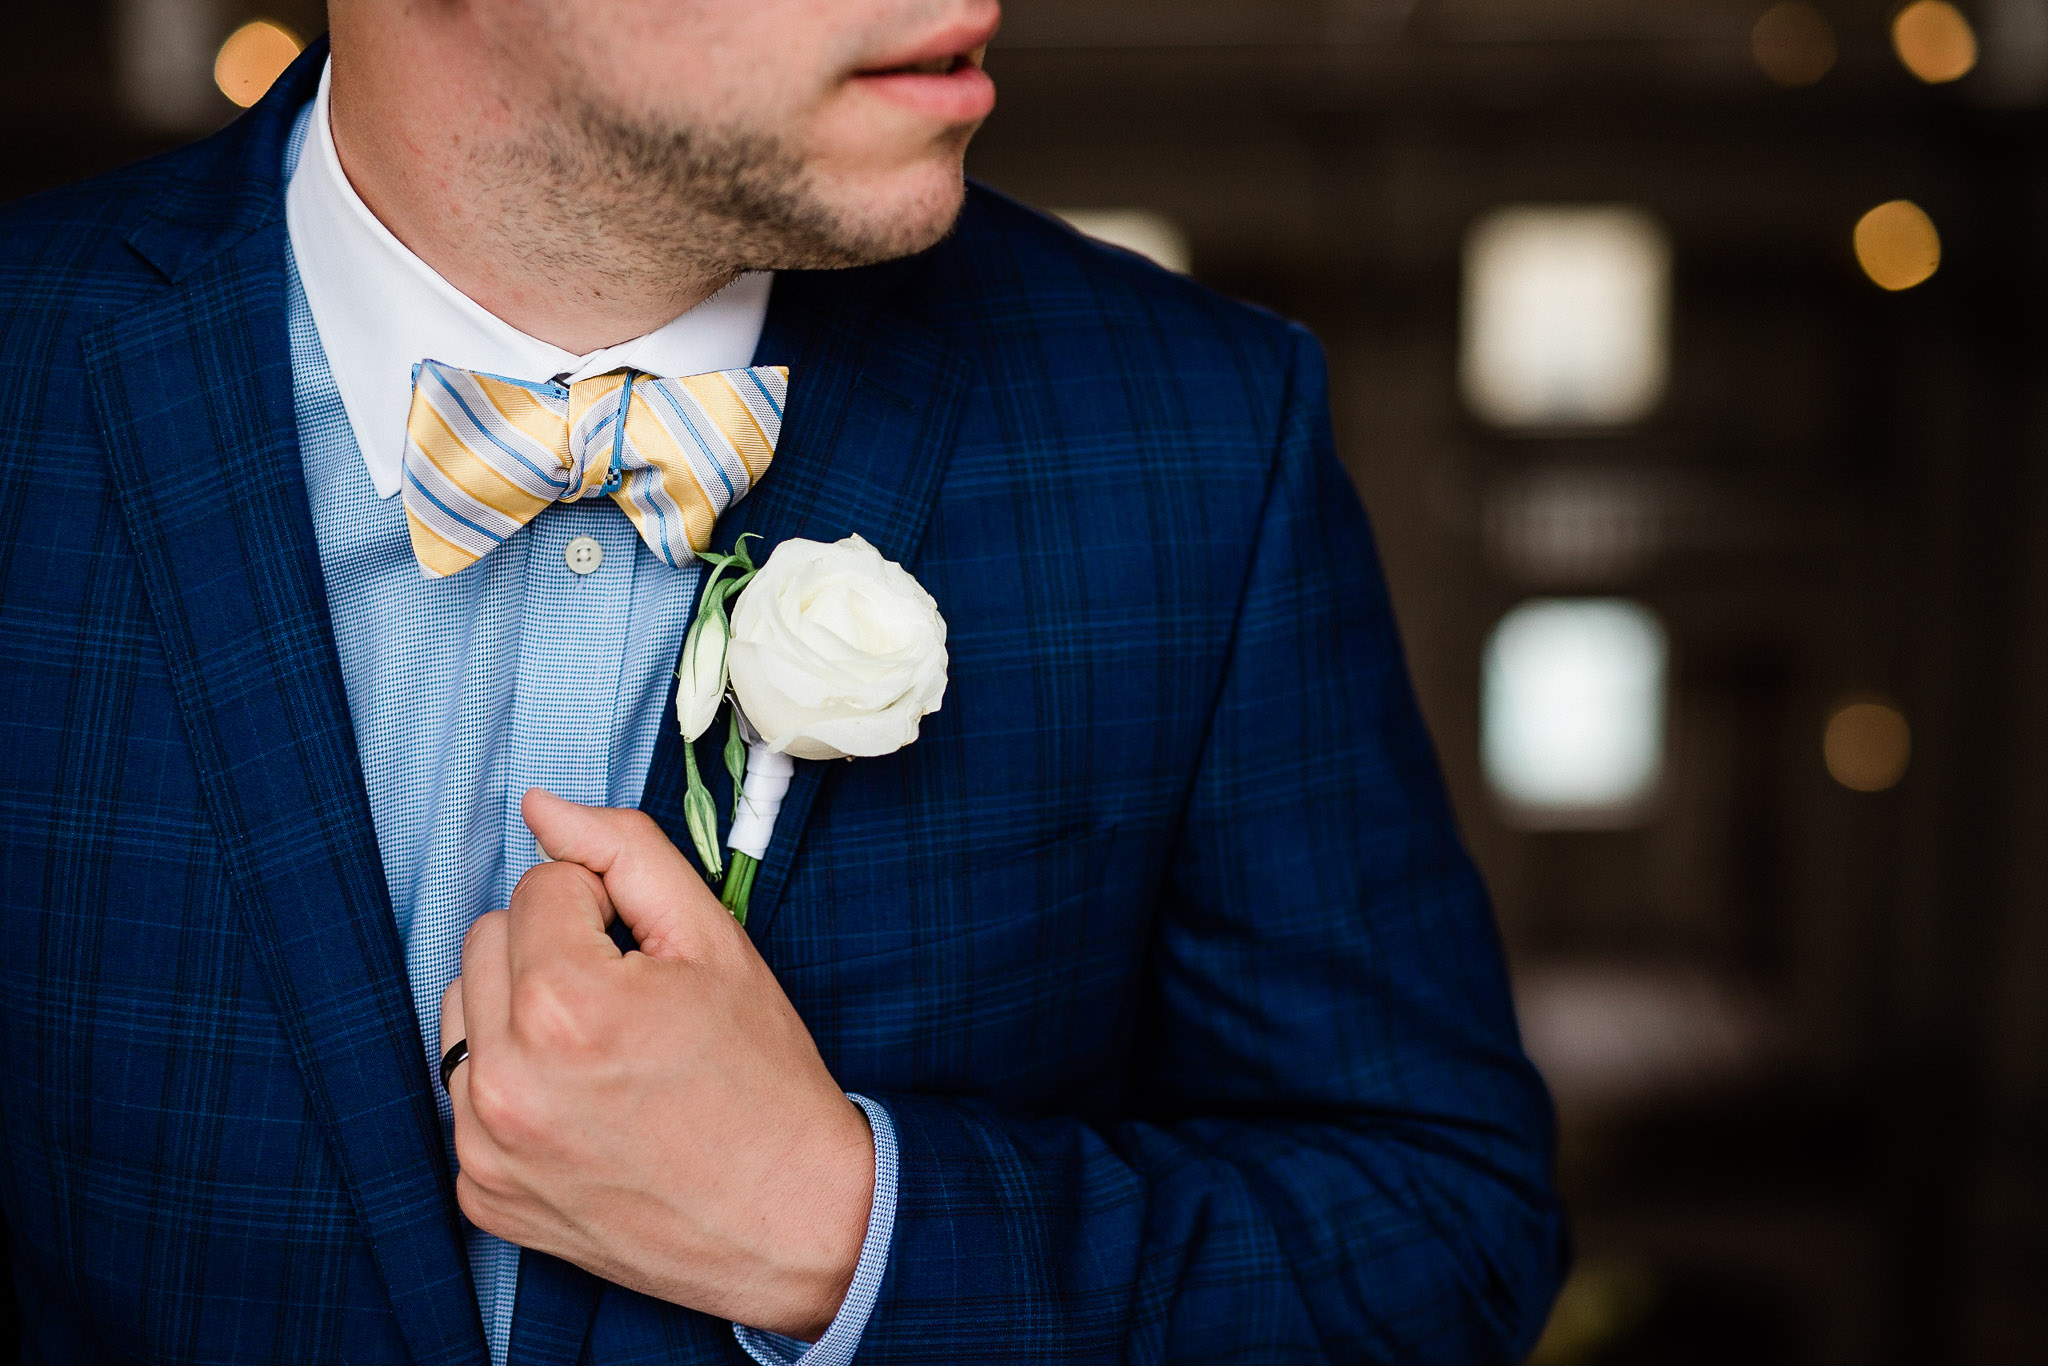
left=732, top=1093, right=898, bottom=1366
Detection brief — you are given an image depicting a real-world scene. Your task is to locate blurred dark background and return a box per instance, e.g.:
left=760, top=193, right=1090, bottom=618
left=7, top=1, right=2048, bottom=1362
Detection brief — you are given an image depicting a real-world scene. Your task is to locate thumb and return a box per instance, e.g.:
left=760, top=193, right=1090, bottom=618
left=521, top=788, right=726, bottom=960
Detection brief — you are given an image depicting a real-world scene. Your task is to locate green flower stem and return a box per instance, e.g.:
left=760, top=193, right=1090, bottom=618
left=723, top=706, right=747, bottom=821
left=720, top=851, right=759, bottom=924
left=683, top=534, right=768, bottom=916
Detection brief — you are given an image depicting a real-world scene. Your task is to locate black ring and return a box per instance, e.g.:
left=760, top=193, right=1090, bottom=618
left=439, top=1038, right=469, bottom=1092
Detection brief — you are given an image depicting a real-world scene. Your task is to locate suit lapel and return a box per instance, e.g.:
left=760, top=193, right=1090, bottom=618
left=87, top=219, right=488, bottom=1365
left=641, top=264, right=973, bottom=948
left=511, top=268, right=970, bottom=1364
left=91, top=42, right=963, bottom=1363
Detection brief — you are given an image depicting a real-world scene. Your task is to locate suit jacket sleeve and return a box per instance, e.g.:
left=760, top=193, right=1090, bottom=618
left=858, top=324, right=1567, bottom=1363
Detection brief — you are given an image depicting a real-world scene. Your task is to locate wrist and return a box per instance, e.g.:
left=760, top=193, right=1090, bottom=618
left=746, top=1094, right=877, bottom=1340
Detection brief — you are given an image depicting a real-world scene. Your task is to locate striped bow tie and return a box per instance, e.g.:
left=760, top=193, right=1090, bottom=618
left=401, top=359, right=789, bottom=579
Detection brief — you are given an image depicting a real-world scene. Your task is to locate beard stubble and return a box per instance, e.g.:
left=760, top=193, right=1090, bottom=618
left=492, top=89, right=963, bottom=297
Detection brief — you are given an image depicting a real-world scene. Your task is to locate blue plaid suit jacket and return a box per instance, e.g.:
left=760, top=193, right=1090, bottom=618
left=0, top=44, right=1565, bottom=1366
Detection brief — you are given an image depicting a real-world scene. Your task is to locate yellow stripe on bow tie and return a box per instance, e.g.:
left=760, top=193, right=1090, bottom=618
left=472, top=374, right=574, bottom=473
left=616, top=398, right=722, bottom=562
left=400, top=361, right=790, bottom=579
left=409, top=403, right=555, bottom=528
left=678, top=372, right=778, bottom=480
left=403, top=505, right=486, bottom=580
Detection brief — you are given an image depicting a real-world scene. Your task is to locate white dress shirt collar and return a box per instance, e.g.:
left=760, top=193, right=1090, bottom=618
left=284, top=60, right=774, bottom=500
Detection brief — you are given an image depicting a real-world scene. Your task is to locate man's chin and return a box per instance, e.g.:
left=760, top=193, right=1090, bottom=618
left=758, top=182, right=968, bottom=273
left=854, top=196, right=970, bottom=264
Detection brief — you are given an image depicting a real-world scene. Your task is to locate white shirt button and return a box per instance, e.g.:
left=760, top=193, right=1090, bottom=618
left=564, top=536, right=605, bottom=575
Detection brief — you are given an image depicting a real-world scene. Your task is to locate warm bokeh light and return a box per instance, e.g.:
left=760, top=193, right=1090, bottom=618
left=214, top=19, right=301, bottom=109
left=1752, top=2, right=1838, bottom=88
left=1854, top=199, right=1941, bottom=291
left=1892, top=0, right=1979, bottom=84
left=1824, top=700, right=1912, bottom=792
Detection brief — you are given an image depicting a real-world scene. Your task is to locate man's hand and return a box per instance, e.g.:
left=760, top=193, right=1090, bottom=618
left=437, top=788, right=875, bottom=1340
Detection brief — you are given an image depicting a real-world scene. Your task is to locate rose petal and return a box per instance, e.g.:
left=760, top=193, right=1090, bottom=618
left=726, top=534, right=949, bottom=759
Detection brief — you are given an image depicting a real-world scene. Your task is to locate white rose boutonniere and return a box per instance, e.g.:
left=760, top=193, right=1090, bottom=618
left=727, top=534, right=949, bottom=761
left=673, top=533, right=948, bottom=922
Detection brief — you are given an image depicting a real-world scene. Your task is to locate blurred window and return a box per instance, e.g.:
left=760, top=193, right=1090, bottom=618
left=1980, top=0, right=2048, bottom=105
left=1051, top=209, right=1192, bottom=273
left=116, top=0, right=224, bottom=131
left=1485, top=467, right=1666, bottom=585
left=1460, top=206, right=1670, bottom=428
left=1483, top=598, right=1667, bottom=825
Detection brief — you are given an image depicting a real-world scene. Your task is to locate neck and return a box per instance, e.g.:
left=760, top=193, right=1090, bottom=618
left=326, top=21, right=736, bottom=355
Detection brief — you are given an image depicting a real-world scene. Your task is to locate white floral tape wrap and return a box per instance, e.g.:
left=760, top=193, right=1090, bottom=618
left=726, top=742, right=796, bottom=860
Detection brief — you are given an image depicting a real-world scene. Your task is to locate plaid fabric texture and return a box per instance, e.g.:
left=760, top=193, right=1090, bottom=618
left=0, top=40, right=1566, bottom=1366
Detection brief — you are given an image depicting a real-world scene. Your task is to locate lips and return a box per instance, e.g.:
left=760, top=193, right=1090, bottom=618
left=856, top=11, right=999, bottom=78
left=868, top=44, right=989, bottom=78
left=851, top=22, right=998, bottom=122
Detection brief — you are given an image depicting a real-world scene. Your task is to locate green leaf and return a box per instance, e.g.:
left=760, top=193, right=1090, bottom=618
left=696, top=532, right=761, bottom=583
left=717, top=564, right=756, bottom=608
left=723, top=707, right=747, bottom=820
left=680, top=739, right=724, bottom=882
left=704, top=555, right=741, bottom=600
